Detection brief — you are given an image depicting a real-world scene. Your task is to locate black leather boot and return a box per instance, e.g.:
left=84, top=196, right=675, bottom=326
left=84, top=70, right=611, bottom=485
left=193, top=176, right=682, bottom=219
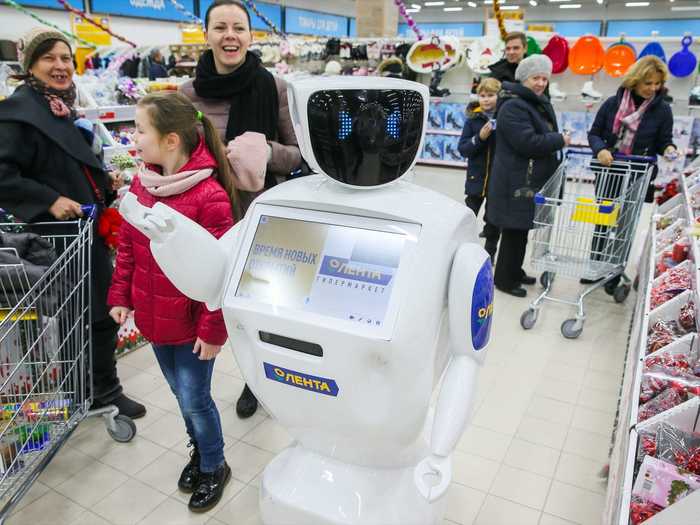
left=178, top=441, right=201, bottom=493
left=188, top=462, right=231, bottom=513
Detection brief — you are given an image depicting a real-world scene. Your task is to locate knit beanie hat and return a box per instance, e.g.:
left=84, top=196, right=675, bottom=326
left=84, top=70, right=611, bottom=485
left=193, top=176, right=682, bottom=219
left=18, top=27, right=71, bottom=73
left=515, top=54, right=553, bottom=82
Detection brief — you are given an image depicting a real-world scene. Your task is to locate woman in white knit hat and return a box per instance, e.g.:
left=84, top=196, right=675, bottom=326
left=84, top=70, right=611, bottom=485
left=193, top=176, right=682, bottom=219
left=487, top=54, right=571, bottom=298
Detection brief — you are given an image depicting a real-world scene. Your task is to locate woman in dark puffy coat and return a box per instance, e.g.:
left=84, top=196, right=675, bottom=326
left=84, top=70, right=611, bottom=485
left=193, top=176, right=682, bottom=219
left=0, top=28, right=144, bottom=418
left=487, top=55, right=570, bottom=297
left=586, top=56, right=676, bottom=290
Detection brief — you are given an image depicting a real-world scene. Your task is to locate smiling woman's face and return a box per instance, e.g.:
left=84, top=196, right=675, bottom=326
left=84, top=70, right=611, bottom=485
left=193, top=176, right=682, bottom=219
left=29, top=40, right=74, bottom=90
left=206, top=4, right=252, bottom=74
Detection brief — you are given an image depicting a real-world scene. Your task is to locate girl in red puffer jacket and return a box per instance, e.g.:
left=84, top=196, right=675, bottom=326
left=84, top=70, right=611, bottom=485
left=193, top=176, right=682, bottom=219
left=107, top=92, right=238, bottom=513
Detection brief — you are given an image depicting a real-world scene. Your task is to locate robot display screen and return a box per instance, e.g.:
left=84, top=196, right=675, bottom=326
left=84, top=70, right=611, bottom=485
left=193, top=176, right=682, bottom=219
left=306, top=89, right=424, bottom=187
left=235, top=215, right=409, bottom=329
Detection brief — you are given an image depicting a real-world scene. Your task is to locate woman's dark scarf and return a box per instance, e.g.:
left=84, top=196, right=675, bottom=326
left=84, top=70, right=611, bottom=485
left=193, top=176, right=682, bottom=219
left=193, top=50, right=279, bottom=143
left=25, top=74, right=77, bottom=119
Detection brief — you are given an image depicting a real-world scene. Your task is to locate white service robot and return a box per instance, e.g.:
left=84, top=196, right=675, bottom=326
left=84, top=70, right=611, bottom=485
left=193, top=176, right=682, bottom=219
left=119, top=77, right=494, bottom=525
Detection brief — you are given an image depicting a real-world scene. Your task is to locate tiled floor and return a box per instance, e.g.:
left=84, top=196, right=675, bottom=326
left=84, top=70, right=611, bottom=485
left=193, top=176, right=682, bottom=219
left=7, top=166, right=643, bottom=525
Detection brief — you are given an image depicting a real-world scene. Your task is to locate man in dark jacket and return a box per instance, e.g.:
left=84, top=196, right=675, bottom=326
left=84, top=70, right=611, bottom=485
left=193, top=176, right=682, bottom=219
left=458, top=77, right=501, bottom=261
left=487, top=55, right=570, bottom=297
left=0, top=28, right=145, bottom=419
left=488, top=31, right=527, bottom=83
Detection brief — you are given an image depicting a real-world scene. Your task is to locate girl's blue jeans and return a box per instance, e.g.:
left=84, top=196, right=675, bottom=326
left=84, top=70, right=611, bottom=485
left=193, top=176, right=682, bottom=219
left=152, top=342, right=225, bottom=473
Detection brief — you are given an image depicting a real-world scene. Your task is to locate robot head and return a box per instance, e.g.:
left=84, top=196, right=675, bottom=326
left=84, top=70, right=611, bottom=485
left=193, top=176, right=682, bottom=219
left=288, top=77, right=429, bottom=188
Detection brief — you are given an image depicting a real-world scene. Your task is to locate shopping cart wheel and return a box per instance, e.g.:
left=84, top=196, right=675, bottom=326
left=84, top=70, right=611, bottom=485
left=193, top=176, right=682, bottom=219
left=613, top=284, right=631, bottom=304
left=561, top=319, right=583, bottom=339
left=633, top=275, right=640, bottom=292
left=520, top=309, right=538, bottom=330
left=107, top=414, right=137, bottom=443
left=540, top=272, right=554, bottom=288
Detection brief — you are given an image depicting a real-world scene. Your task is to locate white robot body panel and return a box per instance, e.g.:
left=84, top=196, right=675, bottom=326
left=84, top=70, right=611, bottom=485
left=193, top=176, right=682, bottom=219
left=221, top=175, right=477, bottom=468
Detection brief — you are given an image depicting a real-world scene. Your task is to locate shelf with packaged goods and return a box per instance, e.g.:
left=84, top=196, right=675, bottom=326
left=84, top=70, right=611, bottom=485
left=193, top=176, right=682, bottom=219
left=604, top=176, right=700, bottom=525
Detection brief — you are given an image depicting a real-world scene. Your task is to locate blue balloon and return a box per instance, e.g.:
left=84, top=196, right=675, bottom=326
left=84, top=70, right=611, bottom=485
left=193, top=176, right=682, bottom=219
left=669, top=36, right=697, bottom=78
left=639, top=41, right=666, bottom=63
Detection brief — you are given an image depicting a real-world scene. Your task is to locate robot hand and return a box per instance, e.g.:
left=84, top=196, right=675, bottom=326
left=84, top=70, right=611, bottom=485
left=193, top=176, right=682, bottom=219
left=119, top=192, right=174, bottom=243
left=413, top=454, right=452, bottom=503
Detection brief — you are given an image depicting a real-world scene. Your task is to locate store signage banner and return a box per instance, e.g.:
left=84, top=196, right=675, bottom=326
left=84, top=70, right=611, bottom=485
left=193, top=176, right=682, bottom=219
left=397, top=22, right=482, bottom=38
left=90, top=0, right=195, bottom=21
left=20, top=0, right=84, bottom=9
left=71, top=12, right=112, bottom=45
left=198, top=0, right=281, bottom=31
left=349, top=17, right=356, bottom=37
left=285, top=7, right=348, bottom=37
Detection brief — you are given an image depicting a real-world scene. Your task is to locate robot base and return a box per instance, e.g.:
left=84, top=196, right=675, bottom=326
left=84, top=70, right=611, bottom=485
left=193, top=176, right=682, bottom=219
left=259, top=445, right=447, bottom=525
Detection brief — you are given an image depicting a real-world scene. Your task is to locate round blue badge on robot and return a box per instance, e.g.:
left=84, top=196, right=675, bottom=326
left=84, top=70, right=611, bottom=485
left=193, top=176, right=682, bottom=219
left=471, top=261, right=494, bottom=351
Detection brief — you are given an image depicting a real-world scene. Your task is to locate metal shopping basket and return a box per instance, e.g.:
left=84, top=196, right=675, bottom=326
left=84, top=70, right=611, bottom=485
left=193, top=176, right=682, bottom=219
left=520, top=150, right=655, bottom=339
left=0, top=212, right=136, bottom=522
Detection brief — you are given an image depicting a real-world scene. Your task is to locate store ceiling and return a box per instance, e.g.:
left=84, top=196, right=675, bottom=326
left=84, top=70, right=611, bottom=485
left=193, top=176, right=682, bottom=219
left=409, top=0, right=685, bottom=7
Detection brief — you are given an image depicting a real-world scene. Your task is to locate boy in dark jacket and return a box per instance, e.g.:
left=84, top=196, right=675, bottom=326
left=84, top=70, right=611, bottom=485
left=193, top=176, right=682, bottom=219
left=458, top=78, right=501, bottom=260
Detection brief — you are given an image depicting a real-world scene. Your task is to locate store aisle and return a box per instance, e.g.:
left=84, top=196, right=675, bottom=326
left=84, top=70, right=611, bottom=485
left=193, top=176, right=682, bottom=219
left=8, top=166, right=639, bottom=525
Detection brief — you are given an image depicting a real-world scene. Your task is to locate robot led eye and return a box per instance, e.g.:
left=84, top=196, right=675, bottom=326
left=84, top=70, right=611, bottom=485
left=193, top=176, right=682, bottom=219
left=338, top=111, right=353, bottom=140
left=386, top=110, right=401, bottom=140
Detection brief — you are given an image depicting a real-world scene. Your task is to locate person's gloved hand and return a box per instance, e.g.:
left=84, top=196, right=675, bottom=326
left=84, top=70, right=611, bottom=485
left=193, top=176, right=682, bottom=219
left=226, top=132, right=270, bottom=187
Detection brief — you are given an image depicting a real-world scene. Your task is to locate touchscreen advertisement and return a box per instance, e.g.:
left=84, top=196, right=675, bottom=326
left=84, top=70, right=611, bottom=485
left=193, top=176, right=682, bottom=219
left=236, top=216, right=406, bottom=328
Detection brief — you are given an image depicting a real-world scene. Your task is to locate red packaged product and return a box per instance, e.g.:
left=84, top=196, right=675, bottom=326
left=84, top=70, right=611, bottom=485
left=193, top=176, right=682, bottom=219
left=638, top=388, right=686, bottom=422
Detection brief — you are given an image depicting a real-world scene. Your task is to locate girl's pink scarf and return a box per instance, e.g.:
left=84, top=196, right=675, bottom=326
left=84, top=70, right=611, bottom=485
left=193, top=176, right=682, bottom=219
left=612, top=89, right=652, bottom=155
left=138, top=164, right=212, bottom=197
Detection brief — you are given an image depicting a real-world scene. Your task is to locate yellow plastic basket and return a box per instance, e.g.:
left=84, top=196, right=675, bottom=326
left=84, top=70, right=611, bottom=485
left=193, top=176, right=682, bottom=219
left=571, top=198, right=620, bottom=226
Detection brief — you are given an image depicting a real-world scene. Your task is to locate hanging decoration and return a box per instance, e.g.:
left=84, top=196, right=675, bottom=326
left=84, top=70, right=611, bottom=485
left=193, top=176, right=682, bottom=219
left=542, top=35, right=569, bottom=74
left=604, top=37, right=637, bottom=78
left=406, top=36, right=461, bottom=74
left=466, top=38, right=504, bottom=75
left=639, top=35, right=667, bottom=63
left=57, top=0, right=137, bottom=47
left=669, top=35, right=697, bottom=78
left=568, top=35, right=604, bottom=75
left=393, top=0, right=424, bottom=41
left=168, top=0, right=202, bottom=26
left=526, top=36, right=541, bottom=56
left=493, top=0, right=508, bottom=42
left=242, top=0, right=286, bottom=38
left=3, top=0, right=96, bottom=49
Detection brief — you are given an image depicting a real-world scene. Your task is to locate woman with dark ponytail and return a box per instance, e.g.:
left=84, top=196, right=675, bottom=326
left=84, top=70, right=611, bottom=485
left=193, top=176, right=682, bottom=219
left=180, top=0, right=302, bottom=421
left=108, top=91, right=245, bottom=513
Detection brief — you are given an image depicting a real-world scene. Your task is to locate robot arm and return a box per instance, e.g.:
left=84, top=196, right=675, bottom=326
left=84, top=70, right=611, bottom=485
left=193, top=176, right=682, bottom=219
left=119, top=192, right=242, bottom=310
left=414, top=243, right=493, bottom=502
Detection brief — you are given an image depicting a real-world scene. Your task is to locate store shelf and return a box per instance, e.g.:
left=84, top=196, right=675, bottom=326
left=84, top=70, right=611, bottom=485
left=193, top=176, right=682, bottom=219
left=604, top=172, right=700, bottom=525
left=82, top=105, right=136, bottom=124
left=426, top=129, right=462, bottom=137
left=417, top=159, right=467, bottom=168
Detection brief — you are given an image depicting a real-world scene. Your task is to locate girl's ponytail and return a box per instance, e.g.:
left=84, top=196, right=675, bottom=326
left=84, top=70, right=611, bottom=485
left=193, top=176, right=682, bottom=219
left=200, top=113, right=242, bottom=221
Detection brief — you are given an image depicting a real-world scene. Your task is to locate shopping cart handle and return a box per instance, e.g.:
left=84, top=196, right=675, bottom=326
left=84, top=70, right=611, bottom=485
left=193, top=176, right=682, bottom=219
left=534, top=193, right=546, bottom=205
left=80, top=204, right=98, bottom=219
left=612, top=153, right=657, bottom=164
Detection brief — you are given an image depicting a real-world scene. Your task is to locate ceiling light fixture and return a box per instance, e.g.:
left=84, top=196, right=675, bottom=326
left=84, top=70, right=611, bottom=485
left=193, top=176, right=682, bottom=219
left=424, top=1, right=445, bottom=5
left=467, top=0, right=477, bottom=5
left=625, top=1, right=649, bottom=6
left=444, top=6, right=463, bottom=10
left=559, top=3, right=581, bottom=7
left=529, top=0, right=538, bottom=5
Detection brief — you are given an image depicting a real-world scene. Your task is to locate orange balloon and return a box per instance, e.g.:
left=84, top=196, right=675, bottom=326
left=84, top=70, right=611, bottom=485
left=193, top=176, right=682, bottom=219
left=604, top=43, right=636, bottom=78
left=569, top=35, right=604, bottom=75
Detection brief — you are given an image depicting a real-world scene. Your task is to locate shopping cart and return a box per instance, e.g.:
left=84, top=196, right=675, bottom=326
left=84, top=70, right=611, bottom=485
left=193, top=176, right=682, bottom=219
left=520, top=150, right=655, bottom=339
left=0, top=212, right=136, bottom=522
